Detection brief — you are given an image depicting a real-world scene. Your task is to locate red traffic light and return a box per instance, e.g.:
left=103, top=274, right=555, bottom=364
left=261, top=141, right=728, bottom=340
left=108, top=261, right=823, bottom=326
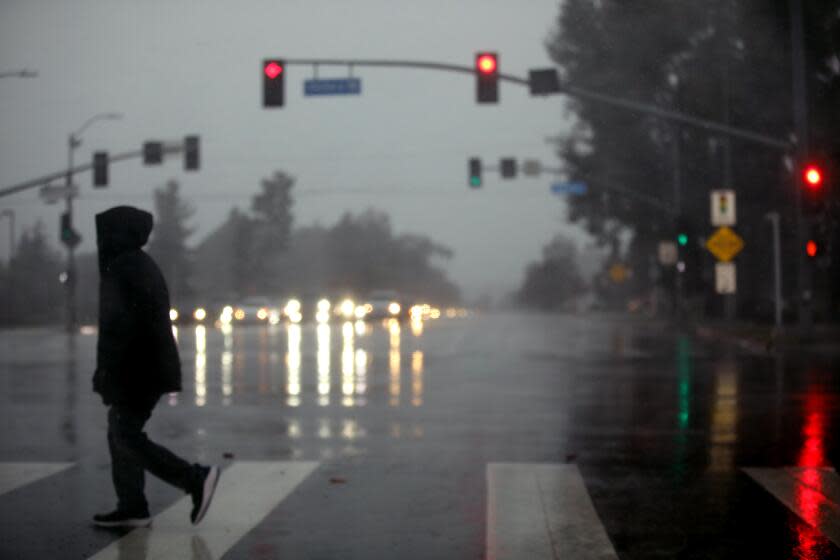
left=477, top=54, right=497, bottom=74
left=264, top=61, right=283, bottom=79
left=803, top=165, right=823, bottom=189
left=806, top=240, right=818, bottom=257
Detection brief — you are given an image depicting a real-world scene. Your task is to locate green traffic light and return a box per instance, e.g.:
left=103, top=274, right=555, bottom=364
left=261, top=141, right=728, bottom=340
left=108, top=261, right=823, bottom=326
left=677, top=234, right=688, bottom=246
left=470, top=176, right=481, bottom=187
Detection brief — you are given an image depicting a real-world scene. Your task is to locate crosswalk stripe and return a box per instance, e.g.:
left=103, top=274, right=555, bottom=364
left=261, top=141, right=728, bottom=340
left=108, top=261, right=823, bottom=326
left=87, top=461, right=319, bottom=560
left=0, top=462, right=73, bottom=497
left=486, top=462, right=618, bottom=560
left=744, top=467, right=840, bottom=547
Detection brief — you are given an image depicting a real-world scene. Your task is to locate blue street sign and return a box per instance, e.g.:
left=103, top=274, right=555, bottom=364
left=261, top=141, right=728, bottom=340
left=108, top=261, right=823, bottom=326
left=551, top=182, right=588, bottom=196
left=304, top=78, right=362, bottom=96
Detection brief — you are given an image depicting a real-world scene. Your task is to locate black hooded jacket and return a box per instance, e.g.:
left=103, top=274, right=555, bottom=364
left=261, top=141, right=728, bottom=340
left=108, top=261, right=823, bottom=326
left=93, top=206, right=181, bottom=408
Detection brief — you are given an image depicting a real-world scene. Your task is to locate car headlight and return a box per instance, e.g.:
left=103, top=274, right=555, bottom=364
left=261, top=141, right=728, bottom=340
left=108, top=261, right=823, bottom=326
left=340, top=299, right=355, bottom=318
left=388, top=302, right=401, bottom=315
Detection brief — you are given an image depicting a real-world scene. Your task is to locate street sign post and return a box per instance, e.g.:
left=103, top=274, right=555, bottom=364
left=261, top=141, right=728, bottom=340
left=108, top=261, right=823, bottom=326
left=715, top=262, right=737, bottom=294
left=706, top=226, right=744, bottom=262
left=304, top=78, right=362, bottom=96
left=551, top=182, right=587, bottom=196
left=710, top=189, right=736, bottom=226
left=658, top=241, right=678, bottom=266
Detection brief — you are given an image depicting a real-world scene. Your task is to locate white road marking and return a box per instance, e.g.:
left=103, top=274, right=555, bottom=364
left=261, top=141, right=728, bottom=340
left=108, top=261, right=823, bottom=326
left=744, top=467, right=840, bottom=547
left=487, top=462, right=618, bottom=560
left=0, top=462, right=73, bottom=497
left=88, top=461, right=319, bottom=560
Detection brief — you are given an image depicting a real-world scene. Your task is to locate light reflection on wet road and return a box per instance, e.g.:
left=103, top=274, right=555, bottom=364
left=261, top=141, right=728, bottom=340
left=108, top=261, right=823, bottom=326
left=1, top=312, right=840, bottom=558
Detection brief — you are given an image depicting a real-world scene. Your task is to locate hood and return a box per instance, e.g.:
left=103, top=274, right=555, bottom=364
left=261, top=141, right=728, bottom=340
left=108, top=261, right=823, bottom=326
left=96, top=206, right=153, bottom=268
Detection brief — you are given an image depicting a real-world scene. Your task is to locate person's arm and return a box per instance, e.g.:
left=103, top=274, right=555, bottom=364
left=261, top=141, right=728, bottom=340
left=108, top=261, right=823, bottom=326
left=94, top=258, right=137, bottom=402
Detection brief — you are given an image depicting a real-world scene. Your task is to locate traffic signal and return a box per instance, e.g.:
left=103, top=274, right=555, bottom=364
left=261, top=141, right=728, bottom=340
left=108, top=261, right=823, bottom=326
left=806, top=239, right=820, bottom=258
left=475, top=52, right=498, bottom=104
left=677, top=233, right=688, bottom=246
left=801, top=161, right=827, bottom=215
left=500, top=158, right=517, bottom=179
left=60, top=211, right=71, bottom=242
left=803, top=164, right=823, bottom=190
left=184, top=135, right=200, bottom=171
left=143, top=142, right=163, bottom=165
left=93, top=151, right=108, bottom=187
left=263, top=59, right=285, bottom=107
left=59, top=212, right=80, bottom=247
left=468, top=158, right=482, bottom=188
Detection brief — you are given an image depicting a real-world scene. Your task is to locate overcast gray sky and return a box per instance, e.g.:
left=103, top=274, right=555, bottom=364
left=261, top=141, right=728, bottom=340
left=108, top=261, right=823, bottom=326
left=0, top=0, right=589, bottom=301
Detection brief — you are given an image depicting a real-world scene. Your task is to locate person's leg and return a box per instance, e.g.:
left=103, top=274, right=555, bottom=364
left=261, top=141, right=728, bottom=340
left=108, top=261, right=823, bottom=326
left=113, top=404, right=200, bottom=493
left=107, top=406, right=150, bottom=514
left=107, top=402, right=220, bottom=526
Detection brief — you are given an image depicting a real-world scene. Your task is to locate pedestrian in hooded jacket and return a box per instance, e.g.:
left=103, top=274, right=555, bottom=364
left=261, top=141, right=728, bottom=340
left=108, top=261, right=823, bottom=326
left=91, top=206, right=219, bottom=529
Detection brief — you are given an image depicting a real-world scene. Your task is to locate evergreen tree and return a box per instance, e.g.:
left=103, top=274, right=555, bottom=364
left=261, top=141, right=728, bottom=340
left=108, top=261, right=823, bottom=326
left=148, top=180, right=195, bottom=304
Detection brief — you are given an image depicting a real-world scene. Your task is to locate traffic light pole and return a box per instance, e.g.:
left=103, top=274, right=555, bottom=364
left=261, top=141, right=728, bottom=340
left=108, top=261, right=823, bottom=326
left=789, top=0, right=811, bottom=332
left=64, top=134, right=78, bottom=333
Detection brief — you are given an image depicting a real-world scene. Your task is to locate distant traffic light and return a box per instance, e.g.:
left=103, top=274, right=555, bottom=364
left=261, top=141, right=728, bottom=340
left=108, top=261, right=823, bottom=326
left=475, top=52, right=498, bottom=104
left=59, top=211, right=80, bottom=248
left=677, top=233, right=688, bottom=246
left=184, top=135, right=200, bottom=171
left=143, top=142, right=163, bottom=165
left=468, top=158, right=482, bottom=188
left=500, top=158, right=517, bottom=179
left=806, top=239, right=819, bottom=258
left=93, top=151, right=108, bottom=187
left=263, top=59, right=285, bottom=107
left=60, top=211, right=71, bottom=242
left=803, top=164, right=823, bottom=190
left=801, top=161, right=828, bottom=215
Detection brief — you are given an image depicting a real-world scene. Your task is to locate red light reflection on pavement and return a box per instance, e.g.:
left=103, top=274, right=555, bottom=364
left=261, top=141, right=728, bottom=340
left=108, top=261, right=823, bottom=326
left=794, top=390, right=830, bottom=559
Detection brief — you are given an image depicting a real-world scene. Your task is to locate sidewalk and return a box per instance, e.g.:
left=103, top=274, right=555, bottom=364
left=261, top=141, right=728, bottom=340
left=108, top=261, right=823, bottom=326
left=695, top=320, right=840, bottom=355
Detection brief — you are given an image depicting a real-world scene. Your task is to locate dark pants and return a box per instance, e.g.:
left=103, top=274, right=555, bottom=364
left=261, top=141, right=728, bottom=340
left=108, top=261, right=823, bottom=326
left=107, top=405, right=198, bottom=514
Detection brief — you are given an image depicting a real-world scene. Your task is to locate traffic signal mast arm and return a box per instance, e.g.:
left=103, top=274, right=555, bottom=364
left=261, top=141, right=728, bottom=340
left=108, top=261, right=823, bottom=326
left=0, top=142, right=189, bottom=199
left=536, top=162, right=675, bottom=214
left=279, top=58, right=791, bottom=151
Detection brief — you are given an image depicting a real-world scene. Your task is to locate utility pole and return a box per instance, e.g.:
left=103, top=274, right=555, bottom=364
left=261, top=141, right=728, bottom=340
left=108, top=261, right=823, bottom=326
left=789, top=0, right=811, bottom=332
left=65, top=134, right=78, bottom=333
left=766, top=212, right=784, bottom=329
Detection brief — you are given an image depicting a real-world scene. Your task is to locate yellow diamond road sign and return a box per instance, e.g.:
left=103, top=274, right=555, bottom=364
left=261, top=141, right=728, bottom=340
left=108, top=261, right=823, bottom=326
left=706, top=226, right=744, bottom=262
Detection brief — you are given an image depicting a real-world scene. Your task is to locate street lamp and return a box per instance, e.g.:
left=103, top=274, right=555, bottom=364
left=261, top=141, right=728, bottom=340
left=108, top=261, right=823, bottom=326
left=63, top=112, right=123, bottom=333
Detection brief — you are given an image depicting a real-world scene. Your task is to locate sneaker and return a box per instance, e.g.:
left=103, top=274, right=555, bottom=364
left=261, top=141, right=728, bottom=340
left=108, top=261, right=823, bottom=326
left=92, top=509, right=151, bottom=528
left=190, top=465, right=220, bottom=525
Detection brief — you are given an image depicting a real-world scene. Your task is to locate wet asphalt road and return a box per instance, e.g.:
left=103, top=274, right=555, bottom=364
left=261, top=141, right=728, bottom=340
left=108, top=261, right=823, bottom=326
left=1, top=311, right=840, bottom=559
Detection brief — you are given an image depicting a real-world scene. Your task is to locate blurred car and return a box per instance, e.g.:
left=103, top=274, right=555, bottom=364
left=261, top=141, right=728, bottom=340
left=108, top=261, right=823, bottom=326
left=230, top=297, right=281, bottom=325
left=362, top=290, right=405, bottom=320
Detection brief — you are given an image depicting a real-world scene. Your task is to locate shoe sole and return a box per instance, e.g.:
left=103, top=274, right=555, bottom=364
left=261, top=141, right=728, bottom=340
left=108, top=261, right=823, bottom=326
left=193, top=466, right=220, bottom=525
left=93, top=518, right=151, bottom=528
